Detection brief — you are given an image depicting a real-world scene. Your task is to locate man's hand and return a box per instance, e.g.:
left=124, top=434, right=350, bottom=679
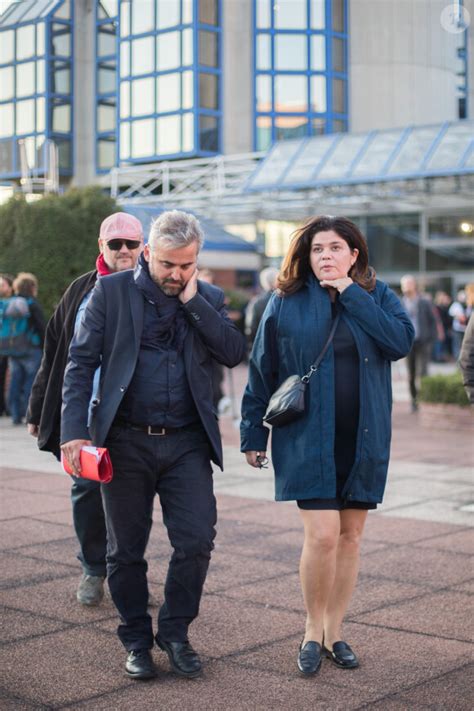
left=179, top=268, right=199, bottom=304
left=27, top=423, right=39, bottom=437
left=245, top=451, right=268, bottom=468
left=319, top=277, right=353, bottom=293
left=60, top=439, right=92, bottom=476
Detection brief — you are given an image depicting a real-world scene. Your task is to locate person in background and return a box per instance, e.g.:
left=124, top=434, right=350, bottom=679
left=433, top=291, right=453, bottom=361
left=7, top=272, right=46, bottom=425
left=0, top=273, right=14, bottom=415
left=241, top=216, right=414, bottom=677
left=245, top=267, right=279, bottom=347
left=27, top=212, right=144, bottom=607
left=449, top=289, right=470, bottom=360
left=459, top=313, right=474, bottom=404
left=400, top=275, right=438, bottom=412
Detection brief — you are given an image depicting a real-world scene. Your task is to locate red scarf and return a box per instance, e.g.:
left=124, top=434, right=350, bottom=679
left=96, top=253, right=113, bottom=276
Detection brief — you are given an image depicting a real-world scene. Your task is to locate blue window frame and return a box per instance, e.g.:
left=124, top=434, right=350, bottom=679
left=0, top=0, right=73, bottom=179
left=115, top=0, right=222, bottom=167
left=253, top=0, right=348, bottom=151
left=95, top=1, right=118, bottom=172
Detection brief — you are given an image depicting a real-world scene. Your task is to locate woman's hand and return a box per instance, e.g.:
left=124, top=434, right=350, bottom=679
left=319, top=276, right=353, bottom=293
left=245, top=451, right=268, bottom=469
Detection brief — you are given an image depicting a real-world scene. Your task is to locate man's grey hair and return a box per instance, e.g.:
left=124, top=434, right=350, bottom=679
left=148, top=210, right=204, bottom=252
left=259, top=267, right=279, bottom=291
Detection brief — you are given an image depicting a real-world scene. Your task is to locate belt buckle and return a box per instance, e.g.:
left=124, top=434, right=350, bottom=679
left=148, top=426, right=166, bottom=436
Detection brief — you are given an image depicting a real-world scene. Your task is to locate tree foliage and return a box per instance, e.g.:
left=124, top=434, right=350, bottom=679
left=0, top=187, right=117, bottom=317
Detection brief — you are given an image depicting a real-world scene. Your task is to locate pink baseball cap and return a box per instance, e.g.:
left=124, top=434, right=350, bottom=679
left=99, top=212, right=143, bottom=241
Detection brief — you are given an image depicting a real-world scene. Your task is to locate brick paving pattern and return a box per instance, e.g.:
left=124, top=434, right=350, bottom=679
left=0, top=363, right=472, bottom=709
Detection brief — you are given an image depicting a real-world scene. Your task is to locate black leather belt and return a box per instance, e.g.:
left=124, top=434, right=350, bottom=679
left=113, top=421, right=201, bottom=436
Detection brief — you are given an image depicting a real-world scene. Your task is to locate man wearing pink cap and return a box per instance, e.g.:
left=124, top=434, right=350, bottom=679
left=27, top=212, right=144, bottom=606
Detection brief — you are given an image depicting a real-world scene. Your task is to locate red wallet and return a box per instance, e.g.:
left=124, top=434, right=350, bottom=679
left=62, top=446, right=113, bottom=483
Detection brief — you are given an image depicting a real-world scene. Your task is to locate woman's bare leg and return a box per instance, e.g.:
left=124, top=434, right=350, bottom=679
left=323, top=508, right=368, bottom=648
left=299, top=509, right=340, bottom=645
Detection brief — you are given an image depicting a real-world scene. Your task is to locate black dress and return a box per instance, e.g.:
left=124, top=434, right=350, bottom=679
left=298, top=301, right=377, bottom=511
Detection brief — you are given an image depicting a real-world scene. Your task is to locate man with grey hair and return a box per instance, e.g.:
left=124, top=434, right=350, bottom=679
left=400, top=274, right=437, bottom=411
left=61, top=210, right=246, bottom=680
left=245, top=266, right=279, bottom=346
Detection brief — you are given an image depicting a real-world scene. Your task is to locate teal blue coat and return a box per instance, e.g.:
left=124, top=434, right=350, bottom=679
left=240, top=277, right=414, bottom=503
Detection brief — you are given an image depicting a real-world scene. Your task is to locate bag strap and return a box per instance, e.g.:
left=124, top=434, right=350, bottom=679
left=301, top=313, right=340, bottom=383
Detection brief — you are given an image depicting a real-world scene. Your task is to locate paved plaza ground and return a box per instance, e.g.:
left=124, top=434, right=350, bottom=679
left=0, top=362, right=473, bottom=709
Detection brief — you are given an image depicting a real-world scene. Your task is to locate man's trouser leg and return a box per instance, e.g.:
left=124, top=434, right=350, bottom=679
left=101, top=428, right=156, bottom=651
left=156, top=427, right=217, bottom=643
left=406, top=345, right=418, bottom=403
left=419, top=341, right=432, bottom=377
left=71, top=478, right=107, bottom=576
left=101, top=425, right=216, bottom=650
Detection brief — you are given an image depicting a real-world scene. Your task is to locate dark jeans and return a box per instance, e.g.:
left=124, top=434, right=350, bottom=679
left=71, top=477, right=107, bottom=577
left=0, top=356, right=8, bottom=414
left=101, top=424, right=216, bottom=651
left=406, top=340, right=432, bottom=403
left=8, top=349, right=42, bottom=423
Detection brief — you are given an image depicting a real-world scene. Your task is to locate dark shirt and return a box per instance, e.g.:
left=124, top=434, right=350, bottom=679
left=116, top=299, right=199, bottom=427
left=332, top=302, right=360, bottom=480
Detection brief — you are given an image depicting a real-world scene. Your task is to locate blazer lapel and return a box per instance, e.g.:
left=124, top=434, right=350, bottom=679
left=129, top=280, right=144, bottom=353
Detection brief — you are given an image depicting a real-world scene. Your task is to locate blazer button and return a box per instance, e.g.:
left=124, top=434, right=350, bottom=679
left=364, top=428, right=369, bottom=433
left=120, top=386, right=126, bottom=393
left=364, top=357, right=369, bottom=363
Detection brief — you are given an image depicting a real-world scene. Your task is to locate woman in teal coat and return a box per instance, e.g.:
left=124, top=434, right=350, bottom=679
left=241, top=216, right=414, bottom=676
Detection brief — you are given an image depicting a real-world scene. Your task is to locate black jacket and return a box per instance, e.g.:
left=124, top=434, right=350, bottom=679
left=459, top=314, right=474, bottom=404
left=61, top=271, right=246, bottom=469
left=27, top=270, right=97, bottom=457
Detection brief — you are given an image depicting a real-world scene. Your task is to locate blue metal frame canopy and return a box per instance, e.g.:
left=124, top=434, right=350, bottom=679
left=0, top=0, right=64, bottom=26
left=245, top=121, right=474, bottom=191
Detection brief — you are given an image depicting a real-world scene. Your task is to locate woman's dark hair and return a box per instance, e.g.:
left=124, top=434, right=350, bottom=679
left=277, top=215, right=376, bottom=295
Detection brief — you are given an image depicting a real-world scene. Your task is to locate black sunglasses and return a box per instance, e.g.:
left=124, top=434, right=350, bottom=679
left=106, top=239, right=141, bottom=251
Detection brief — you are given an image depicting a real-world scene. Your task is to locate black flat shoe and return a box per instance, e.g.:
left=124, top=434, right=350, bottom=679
left=297, top=640, right=322, bottom=676
left=324, top=641, right=359, bottom=668
left=125, top=649, right=157, bottom=679
left=156, top=637, right=202, bottom=678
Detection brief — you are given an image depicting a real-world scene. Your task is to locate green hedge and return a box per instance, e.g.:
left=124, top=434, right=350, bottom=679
left=0, top=187, right=117, bottom=318
left=419, top=372, right=470, bottom=407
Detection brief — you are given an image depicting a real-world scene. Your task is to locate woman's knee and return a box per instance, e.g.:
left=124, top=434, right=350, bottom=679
left=304, top=528, right=339, bottom=555
left=338, top=526, right=363, bottom=552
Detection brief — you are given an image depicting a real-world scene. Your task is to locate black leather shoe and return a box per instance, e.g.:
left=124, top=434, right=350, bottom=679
left=156, top=637, right=202, bottom=678
left=324, top=641, right=359, bottom=668
left=297, top=640, right=322, bottom=675
left=125, top=649, right=157, bottom=679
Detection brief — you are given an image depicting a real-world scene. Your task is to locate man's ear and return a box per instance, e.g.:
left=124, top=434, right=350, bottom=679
left=143, top=244, right=150, bottom=262
left=98, top=238, right=104, bottom=254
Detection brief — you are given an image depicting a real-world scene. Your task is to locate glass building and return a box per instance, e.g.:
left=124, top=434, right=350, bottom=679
left=0, top=0, right=348, bottom=180
left=254, top=0, right=347, bottom=150
left=0, top=0, right=73, bottom=179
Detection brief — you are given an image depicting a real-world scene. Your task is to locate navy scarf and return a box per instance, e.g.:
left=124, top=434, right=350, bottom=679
left=134, top=254, right=189, bottom=352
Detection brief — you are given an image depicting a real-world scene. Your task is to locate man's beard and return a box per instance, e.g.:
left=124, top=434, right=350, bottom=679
left=154, top=276, right=184, bottom=296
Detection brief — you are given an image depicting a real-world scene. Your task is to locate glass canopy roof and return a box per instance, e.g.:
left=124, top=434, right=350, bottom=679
left=246, top=121, right=474, bottom=191
left=0, top=0, right=64, bottom=27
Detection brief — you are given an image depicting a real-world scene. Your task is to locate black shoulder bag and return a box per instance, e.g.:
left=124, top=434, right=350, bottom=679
left=263, top=313, right=340, bottom=428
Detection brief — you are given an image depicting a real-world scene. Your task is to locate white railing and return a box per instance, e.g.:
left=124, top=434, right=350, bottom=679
left=107, top=152, right=263, bottom=204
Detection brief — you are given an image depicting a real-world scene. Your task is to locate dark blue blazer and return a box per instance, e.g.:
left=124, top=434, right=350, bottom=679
left=61, top=271, right=246, bottom=469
